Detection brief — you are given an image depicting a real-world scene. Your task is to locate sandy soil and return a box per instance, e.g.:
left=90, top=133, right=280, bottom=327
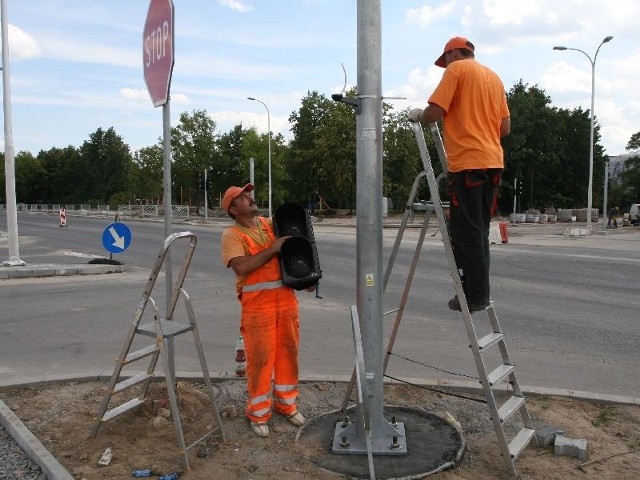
left=1, top=379, right=639, bottom=480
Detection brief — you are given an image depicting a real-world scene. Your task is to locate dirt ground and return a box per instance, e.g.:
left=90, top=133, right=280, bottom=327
left=1, top=379, right=639, bottom=480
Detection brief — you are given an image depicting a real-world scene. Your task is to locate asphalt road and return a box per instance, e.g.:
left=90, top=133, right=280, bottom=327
left=1, top=212, right=639, bottom=399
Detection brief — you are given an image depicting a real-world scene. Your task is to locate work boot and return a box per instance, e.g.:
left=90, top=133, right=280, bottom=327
left=448, top=295, right=487, bottom=313
left=285, top=410, right=305, bottom=427
left=250, top=422, right=269, bottom=437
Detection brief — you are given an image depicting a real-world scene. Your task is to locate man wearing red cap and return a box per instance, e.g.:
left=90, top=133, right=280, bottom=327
left=409, top=37, right=510, bottom=313
left=220, top=183, right=305, bottom=437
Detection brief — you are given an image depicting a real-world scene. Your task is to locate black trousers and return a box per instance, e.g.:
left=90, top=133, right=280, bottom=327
left=446, top=168, right=502, bottom=306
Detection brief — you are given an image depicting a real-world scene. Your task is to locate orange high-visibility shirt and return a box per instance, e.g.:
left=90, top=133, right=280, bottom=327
left=428, top=58, right=509, bottom=173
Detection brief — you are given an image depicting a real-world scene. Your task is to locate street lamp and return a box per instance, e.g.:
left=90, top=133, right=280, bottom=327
left=553, top=35, right=613, bottom=231
left=247, top=96, right=272, bottom=218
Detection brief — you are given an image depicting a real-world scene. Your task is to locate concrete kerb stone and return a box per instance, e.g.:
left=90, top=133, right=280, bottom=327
left=554, top=435, right=588, bottom=460
left=0, top=399, right=74, bottom=480
left=0, top=263, right=126, bottom=279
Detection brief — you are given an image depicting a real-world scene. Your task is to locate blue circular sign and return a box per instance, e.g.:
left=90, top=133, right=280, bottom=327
left=102, top=222, right=132, bottom=254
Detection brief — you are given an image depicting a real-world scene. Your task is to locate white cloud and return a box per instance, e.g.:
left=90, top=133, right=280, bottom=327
left=218, top=0, right=253, bottom=13
left=9, top=24, right=41, bottom=60
left=406, top=1, right=458, bottom=28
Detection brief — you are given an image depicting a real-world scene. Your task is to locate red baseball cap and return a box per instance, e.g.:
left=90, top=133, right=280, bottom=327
left=222, top=183, right=254, bottom=212
left=434, top=36, right=474, bottom=68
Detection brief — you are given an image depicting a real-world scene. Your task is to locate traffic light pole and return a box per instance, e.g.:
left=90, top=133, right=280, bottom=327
left=331, top=0, right=406, bottom=459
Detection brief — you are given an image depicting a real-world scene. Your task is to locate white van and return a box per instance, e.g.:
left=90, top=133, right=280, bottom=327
left=630, top=203, right=640, bottom=225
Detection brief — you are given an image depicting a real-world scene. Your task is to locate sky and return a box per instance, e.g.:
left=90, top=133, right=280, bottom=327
left=2, top=0, right=639, bottom=159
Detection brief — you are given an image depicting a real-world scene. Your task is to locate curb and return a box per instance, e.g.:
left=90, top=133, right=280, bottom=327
left=1, top=375, right=638, bottom=479
left=0, top=263, right=126, bottom=279
left=0, top=398, right=74, bottom=480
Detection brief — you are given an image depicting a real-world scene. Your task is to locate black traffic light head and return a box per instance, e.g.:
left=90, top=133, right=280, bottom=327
left=273, top=203, right=322, bottom=290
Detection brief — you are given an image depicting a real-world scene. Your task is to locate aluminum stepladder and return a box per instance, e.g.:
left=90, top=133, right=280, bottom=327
left=91, top=231, right=224, bottom=470
left=410, top=122, right=535, bottom=477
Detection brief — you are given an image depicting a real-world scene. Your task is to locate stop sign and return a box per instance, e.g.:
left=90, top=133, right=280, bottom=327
left=143, top=0, right=174, bottom=107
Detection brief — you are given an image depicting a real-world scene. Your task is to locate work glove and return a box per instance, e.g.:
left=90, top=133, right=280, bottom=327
left=408, top=108, right=423, bottom=123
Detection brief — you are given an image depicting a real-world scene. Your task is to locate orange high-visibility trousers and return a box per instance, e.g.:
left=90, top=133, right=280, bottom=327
left=234, top=217, right=300, bottom=423
left=241, top=285, right=299, bottom=423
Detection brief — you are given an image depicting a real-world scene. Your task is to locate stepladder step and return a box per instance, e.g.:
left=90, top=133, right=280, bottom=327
left=508, top=427, right=536, bottom=459
left=477, top=332, right=504, bottom=350
left=487, top=363, right=514, bottom=386
left=114, top=372, right=154, bottom=393
left=102, top=397, right=146, bottom=422
left=498, top=395, right=526, bottom=423
left=124, top=344, right=160, bottom=364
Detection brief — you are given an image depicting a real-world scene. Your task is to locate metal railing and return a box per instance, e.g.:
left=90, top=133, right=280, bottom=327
left=9, top=204, right=194, bottom=220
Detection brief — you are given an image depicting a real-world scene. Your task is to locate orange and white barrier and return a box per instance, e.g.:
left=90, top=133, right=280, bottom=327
left=59, top=207, right=67, bottom=227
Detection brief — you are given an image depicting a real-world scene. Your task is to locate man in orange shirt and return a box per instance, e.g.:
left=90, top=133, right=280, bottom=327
left=220, top=183, right=305, bottom=437
left=409, top=36, right=510, bottom=313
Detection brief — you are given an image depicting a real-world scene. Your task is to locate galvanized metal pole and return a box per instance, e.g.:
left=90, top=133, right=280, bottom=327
left=355, top=0, right=384, bottom=436
left=337, top=0, right=405, bottom=455
left=162, top=100, right=175, bottom=378
left=1, top=0, right=24, bottom=267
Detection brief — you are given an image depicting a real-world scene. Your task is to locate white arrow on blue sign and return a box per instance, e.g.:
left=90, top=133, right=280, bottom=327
left=102, top=222, right=132, bottom=254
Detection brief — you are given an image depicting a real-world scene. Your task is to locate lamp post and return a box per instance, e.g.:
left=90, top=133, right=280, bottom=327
left=247, top=97, right=272, bottom=218
left=553, top=35, right=613, bottom=231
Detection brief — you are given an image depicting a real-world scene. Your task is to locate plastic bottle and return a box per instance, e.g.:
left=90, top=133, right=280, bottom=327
left=235, top=335, right=246, bottom=377
left=159, top=472, right=183, bottom=480
left=132, top=469, right=152, bottom=478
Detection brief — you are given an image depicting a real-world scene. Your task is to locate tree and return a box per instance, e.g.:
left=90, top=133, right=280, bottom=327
left=38, top=146, right=83, bottom=204
left=217, top=124, right=249, bottom=207
left=626, top=131, right=640, bottom=151
left=312, top=90, right=357, bottom=210
left=14, top=151, right=47, bottom=203
left=617, top=131, right=640, bottom=206
left=501, top=80, right=605, bottom=213
left=383, top=108, right=423, bottom=212
left=171, top=109, right=219, bottom=206
left=130, top=145, right=163, bottom=204
left=287, top=91, right=333, bottom=208
left=79, top=127, right=133, bottom=204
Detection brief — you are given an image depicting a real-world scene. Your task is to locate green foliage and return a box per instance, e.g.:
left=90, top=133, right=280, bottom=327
left=501, top=80, right=606, bottom=212
left=626, top=131, right=640, bottom=151
left=7, top=87, right=631, bottom=216
left=171, top=109, right=219, bottom=206
left=79, top=127, right=133, bottom=203
left=592, top=405, right=616, bottom=427
left=15, top=151, right=47, bottom=203
left=286, top=91, right=333, bottom=207
left=383, top=109, right=423, bottom=211
left=130, top=145, right=163, bottom=204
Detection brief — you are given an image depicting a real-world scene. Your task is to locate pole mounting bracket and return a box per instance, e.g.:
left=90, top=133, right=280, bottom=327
left=331, top=94, right=360, bottom=114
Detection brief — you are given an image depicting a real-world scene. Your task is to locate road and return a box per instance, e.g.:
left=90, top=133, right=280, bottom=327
left=1, top=212, right=639, bottom=398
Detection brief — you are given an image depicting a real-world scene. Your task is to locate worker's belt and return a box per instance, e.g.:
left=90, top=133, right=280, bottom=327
left=242, top=280, right=283, bottom=293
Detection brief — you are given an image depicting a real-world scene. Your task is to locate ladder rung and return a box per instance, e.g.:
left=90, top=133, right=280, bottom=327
left=487, top=363, right=514, bottom=386
left=123, top=344, right=160, bottom=365
left=102, top=397, right=146, bottom=422
left=114, top=372, right=154, bottom=393
left=477, top=332, right=504, bottom=351
left=508, top=427, right=536, bottom=459
left=498, top=396, right=526, bottom=423
left=383, top=307, right=401, bottom=316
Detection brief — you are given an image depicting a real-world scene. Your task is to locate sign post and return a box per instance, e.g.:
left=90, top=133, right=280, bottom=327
left=144, top=0, right=176, bottom=375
